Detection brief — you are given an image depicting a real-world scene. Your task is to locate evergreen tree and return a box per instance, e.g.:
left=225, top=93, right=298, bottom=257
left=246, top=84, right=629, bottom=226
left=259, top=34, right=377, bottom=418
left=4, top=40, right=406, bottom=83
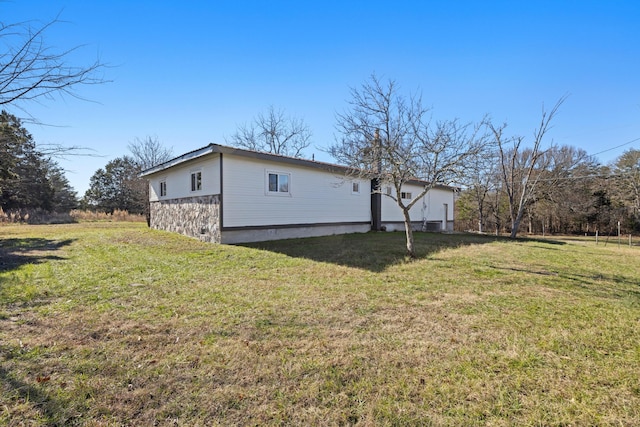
left=46, top=160, right=78, bottom=211
left=84, top=156, right=145, bottom=214
left=0, top=110, right=78, bottom=212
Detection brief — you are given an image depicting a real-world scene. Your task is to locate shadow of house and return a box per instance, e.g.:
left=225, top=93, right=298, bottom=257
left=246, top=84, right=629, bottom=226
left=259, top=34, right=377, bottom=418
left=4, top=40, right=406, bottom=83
left=0, top=238, right=74, bottom=272
left=240, top=231, right=513, bottom=272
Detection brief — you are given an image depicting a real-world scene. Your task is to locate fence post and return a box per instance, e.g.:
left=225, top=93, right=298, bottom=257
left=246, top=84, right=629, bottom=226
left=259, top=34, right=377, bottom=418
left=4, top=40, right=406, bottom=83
left=618, top=222, right=621, bottom=247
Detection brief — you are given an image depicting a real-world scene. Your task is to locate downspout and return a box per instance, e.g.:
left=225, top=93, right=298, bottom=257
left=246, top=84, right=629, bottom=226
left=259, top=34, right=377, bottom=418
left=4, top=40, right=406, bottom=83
left=219, top=153, right=224, bottom=231
left=371, top=129, right=382, bottom=231
left=371, top=179, right=382, bottom=230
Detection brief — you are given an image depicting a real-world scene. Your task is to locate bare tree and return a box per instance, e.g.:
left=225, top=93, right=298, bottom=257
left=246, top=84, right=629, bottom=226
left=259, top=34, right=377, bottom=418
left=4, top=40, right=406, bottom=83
left=227, top=106, right=312, bottom=158
left=0, top=15, right=106, bottom=109
left=460, top=146, right=500, bottom=233
left=491, top=96, right=566, bottom=238
left=331, top=75, right=490, bottom=257
left=532, top=145, right=597, bottom=234
left=128, top=135, right=173, bottom=170
left=128, top=136, right=173, bottom=225
left=611, top=148, right=640, bottom=231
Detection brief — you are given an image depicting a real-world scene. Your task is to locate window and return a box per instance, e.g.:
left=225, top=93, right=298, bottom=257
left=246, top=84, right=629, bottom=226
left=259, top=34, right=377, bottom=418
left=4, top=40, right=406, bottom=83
left=191, top=171, right=202, bottom=192
left=267, top=171, right=290, bottom=195
left=386, top=186, right=392, bottom=196
left=401, top=191, right=412, bottom=200
left=352, top=182, right=360, bottom=194
left=160, top=180, right=167, bottom=197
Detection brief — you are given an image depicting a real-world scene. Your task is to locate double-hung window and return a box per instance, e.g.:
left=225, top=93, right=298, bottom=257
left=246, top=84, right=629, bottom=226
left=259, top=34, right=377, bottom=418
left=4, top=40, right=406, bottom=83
left=267, top=171, right=290, bottom=195
left=191, top=171, right=202, bottom=192
left=401, top=191, right=412, bottom=200
left=160, top=180, right=167, bottom=197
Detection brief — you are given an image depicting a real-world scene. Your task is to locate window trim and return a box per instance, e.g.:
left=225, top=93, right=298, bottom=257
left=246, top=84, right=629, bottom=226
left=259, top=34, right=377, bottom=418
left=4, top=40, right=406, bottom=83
left=190, top=170, right=202, bottom=192
left=401, top=191, right=412, bottom=200
left=159, top=179, right=167, bottom=197
left=352, top=181, right=360, bottom=195
left=266, top=170, right=291, bottom=196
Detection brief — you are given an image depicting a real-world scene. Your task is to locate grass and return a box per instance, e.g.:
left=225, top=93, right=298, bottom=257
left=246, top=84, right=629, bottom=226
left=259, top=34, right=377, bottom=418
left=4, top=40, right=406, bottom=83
left=1, top=223, right=639, bottom=426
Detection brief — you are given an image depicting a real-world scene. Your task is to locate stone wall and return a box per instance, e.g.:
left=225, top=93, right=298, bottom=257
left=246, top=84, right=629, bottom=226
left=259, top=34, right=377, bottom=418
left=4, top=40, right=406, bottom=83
left=150, top=195, right=221, bottom=243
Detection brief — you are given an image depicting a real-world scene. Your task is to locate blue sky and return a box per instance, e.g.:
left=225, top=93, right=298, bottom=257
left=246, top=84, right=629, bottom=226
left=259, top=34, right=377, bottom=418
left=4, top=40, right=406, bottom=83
left=4, top=0, right=640, bottom=196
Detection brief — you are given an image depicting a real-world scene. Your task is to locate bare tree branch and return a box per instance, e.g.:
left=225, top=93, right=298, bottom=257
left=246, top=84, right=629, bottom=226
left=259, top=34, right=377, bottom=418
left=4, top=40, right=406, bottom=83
left=0, top=14, right=108, bottom=108
left=493, top=95, right=567, bottom=238
left=332, top=74, right=491, bottom=256
left=128, top=135, right=174, bottom=170
left=227, top=106, right=312, bottom=158
left=128, top=135, right=174, bottom=226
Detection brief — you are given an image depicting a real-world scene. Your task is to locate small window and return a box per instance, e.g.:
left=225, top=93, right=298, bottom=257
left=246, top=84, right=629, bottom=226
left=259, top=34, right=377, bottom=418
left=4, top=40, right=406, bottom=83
left=191, top=171, right=202, bottom=192
left=352, top=182, right=360, bottom=194
left=386, top=186, right=392, bottom=196
left=268, top=173, right=278, bottom=192
left=267, top=172, right=290, bottom=195
left=279, top=174, right=289, bottom=193
left=401, top=191, right=412, bottom=200
left=160, top=180, right=167, bottom=197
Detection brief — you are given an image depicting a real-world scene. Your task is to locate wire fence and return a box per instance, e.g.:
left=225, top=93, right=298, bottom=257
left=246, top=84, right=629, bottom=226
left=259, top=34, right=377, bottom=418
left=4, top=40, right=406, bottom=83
left=542, top=233, right=640, bottom=248
left=595, top=232, right=640, bottom=248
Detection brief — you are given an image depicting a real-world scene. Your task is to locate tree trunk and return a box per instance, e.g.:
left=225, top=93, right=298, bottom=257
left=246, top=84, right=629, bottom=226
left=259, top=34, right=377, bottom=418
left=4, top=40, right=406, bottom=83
left=510, top=209, right=525, bottom=238
left=402, top=207, right=416, bottom=257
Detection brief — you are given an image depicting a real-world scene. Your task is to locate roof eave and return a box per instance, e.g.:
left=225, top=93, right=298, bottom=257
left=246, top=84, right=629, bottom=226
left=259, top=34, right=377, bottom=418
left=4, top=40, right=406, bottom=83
left=138, top=143, right=458, bottom=193
left=138, top=144, right=215, bottom=177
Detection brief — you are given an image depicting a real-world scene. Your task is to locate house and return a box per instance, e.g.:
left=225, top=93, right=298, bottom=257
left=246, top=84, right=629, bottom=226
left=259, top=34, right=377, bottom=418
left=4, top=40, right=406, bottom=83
left=139, top=144, right=456, bottom=244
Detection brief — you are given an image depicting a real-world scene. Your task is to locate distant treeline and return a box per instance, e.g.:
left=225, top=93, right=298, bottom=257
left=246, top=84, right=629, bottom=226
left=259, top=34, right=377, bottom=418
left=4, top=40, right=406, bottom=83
left=456, top=146, right=640, bottom=236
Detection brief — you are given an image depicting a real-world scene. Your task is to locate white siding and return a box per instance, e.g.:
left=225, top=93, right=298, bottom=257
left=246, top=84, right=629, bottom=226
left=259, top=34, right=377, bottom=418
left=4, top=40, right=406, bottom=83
left=148, top=155, right=220, bottom=202
left=222, top=155, right=371, bottom=228
left=381, top=183, right=454, bottom=223
left=423, top=187, right=455, bottom=223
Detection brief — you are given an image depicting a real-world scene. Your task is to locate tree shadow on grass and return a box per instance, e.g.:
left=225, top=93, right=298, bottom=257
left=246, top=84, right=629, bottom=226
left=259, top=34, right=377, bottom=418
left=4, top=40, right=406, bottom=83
left=0, top=238, right=74, bottom=273
left=239, top=232, right=520, bottom=272
left=560, top=271, right=640, bottom=302
left=0, top=362, right=74, bottom=425
left=494, top=265, right=640, bottom=302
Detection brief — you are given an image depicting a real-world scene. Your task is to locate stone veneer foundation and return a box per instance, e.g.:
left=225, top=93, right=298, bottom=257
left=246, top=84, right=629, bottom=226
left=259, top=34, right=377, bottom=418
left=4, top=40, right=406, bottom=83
left=150, top=195, right=221, bottom=243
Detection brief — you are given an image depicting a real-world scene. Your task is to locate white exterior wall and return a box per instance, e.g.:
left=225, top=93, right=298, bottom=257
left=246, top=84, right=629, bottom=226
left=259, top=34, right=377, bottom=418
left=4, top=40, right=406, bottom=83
left=423, top=187, right=455, bottom=224
left=148, top=155, right=221, bottom=202
left=380, top=182, right=454, bottom=230
left=221, top=155, right=371, bottom=228
left=144, top=146, right=458, bottom=242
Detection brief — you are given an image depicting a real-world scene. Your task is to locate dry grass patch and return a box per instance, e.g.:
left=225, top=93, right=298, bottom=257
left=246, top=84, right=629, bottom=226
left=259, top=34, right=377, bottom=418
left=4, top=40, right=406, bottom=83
left=1, top=224, right=639, bottom=425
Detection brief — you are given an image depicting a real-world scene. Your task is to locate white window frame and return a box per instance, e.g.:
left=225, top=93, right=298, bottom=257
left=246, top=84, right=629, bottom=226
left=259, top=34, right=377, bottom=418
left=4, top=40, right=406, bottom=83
left=266, top=170, right=291, bottom=196
left=352, top=181, right=360, bottom=195
left=401, top=191, right=412, bottom=200
left=159, top=179, right=167, bottom=197
left=190, top=170, right=202, bottom=192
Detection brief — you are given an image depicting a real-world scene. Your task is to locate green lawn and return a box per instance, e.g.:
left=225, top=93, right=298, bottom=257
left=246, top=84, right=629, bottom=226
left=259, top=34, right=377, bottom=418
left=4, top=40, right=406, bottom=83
left=1, top=223, right=639, bottom=426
